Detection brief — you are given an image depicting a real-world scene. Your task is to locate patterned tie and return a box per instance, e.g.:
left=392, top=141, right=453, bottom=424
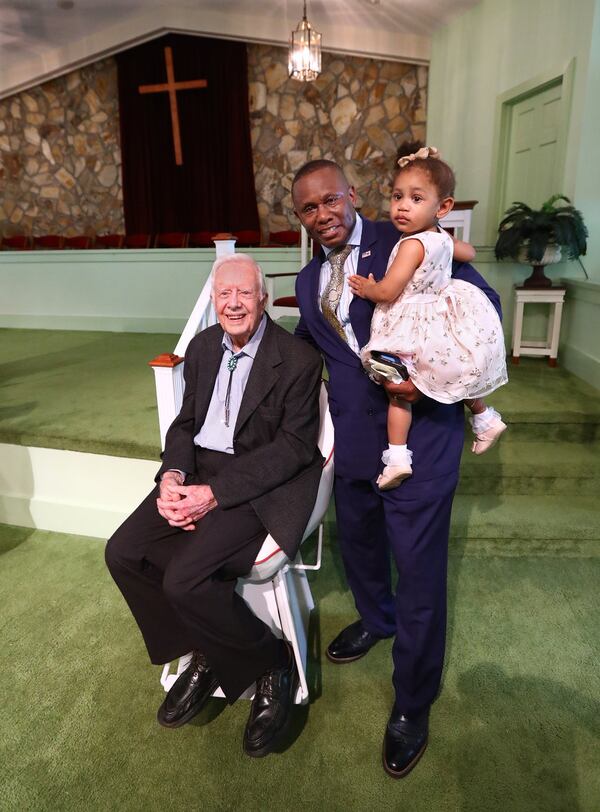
left=321, top=244, right=353, bottom=342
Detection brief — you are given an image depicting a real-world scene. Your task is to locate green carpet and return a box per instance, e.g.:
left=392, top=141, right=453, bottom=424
left=1, top=326, right=599, bottom=458
left=0, top=328, right=172, bottom=460
left=2, top=327, right=600, bottom=809
left=1, top=523, right=598, bottom=812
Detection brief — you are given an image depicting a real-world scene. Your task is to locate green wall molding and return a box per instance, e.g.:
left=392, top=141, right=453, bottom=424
left=562, top=278, right=600, bottom=306
left=0, top=247, right=302, bottom=333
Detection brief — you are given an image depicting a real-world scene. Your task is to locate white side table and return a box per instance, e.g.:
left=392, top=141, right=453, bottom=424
left=511, top=286, right=566, bottom=367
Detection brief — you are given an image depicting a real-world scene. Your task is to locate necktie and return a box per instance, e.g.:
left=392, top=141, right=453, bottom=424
left=321, top=244, right=353, bottom=342
left=224, top=354, right=238, bottom=427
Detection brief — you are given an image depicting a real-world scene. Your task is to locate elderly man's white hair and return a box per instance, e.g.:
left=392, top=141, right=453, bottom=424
left=211, top=253, right=267, bottom=298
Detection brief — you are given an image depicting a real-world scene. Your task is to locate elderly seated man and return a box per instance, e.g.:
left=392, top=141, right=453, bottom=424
left=105, top=253, right=323, bottom=757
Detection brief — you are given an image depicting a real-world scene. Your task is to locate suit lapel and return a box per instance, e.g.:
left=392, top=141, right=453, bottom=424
left=196, top=331, right=224, bottom=423
left=349, top=217, right=380, bottom=349
left=234, top=318, right=281, bottom=438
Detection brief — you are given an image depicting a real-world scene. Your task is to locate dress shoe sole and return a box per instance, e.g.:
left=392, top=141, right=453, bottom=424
left=243, top=672, right=299, bottom=758
left=325, top=647, right=371, bottom=664
left=382, top=739, right=428, bottom=779
left=156, top=677, right=219, bottom=729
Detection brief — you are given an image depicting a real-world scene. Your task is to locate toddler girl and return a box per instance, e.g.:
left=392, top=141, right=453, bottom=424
left=349, top=146, right=508, bottom=490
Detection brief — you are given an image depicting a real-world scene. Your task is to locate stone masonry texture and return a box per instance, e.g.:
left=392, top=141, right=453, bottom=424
left=0, top=45, right=426, bottom=241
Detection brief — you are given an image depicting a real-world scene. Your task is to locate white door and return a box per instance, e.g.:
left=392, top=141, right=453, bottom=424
left=502, top=81, right=563, bottom=212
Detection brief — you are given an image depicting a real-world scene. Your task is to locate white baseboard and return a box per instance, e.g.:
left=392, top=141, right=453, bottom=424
left=0, top=444, right=158, bottom=538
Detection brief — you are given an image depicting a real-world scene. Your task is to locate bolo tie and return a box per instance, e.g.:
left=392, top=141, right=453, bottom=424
left=224, top=354, right=238, bottom=427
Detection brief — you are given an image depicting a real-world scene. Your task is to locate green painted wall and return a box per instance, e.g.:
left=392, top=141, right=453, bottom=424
left=0, top=248, right=301, bottom=333
left=572, top=1, right=600, bottom=280
left=427, top=0, right=600, bottom=388
left=428, top=0, right=598, bottom=269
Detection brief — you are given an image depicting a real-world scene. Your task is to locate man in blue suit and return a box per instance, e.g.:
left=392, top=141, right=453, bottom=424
left=291, top=160, right=501, bottom=778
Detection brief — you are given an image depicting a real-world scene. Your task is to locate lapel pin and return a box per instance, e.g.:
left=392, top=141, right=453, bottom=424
left=361, top=250, right=371, bottom=258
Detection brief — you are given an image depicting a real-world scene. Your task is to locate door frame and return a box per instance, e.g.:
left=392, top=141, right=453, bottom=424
left=486, top=59, right=576, bottom=244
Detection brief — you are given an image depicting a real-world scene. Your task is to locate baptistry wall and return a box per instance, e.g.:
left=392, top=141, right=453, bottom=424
left=0, top=45, right=426, bottom=241
left=0, top=59, right=124, bottom=237
left=247, top=44, right=427, bottom=239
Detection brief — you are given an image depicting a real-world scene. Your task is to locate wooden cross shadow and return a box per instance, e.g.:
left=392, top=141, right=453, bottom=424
left=138, top=46, right=207, bottom=166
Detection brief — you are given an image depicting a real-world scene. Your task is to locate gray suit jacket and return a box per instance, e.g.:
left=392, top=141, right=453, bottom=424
left=157, top=317, right=324, bottom=558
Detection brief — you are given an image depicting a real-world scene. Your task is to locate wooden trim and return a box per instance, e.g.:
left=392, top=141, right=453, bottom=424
left=148, top=353, right=184, bottom=368
left=453, top=200, right=478, bottom=211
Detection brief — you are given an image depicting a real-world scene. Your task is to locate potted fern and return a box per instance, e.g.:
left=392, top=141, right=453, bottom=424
left=495, top=194, right=588, bottom=288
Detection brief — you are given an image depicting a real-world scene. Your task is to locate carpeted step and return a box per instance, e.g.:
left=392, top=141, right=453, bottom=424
left=448, top=494, right=600, bottom=544
left=2, top=329, right=600, bottom=460
left=458, top=441, right=600, bottom=495
left=497, top=416, right=599, bottom=443
left=483, top=357, right=600, bottom=443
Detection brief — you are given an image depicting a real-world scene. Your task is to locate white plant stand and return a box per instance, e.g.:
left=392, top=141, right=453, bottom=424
left=511, top=286, right=566, bottom=367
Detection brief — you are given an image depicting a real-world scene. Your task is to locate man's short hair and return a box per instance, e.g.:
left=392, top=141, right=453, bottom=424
left=292, top=159, right=348, bottom=191
left=211, top=253, right=267, bottom=298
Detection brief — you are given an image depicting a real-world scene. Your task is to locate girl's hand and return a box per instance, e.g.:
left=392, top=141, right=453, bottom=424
left=349, top=273, right=376, bottom=299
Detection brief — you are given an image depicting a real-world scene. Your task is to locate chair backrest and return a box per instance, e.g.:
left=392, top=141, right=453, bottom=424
left=64, top=236, right=91, bottom=249
left=188, top=231, right=216, bottom=248
left=246, top=380, right=334, bottom=581
left=439, top=200, right=478, bottom=242
left=268, top=230, right=300, bottom=247
left=94, top=234, right=124, bottom=249
left=33, top=235, right=64, bottom=249
left=233, top=229, right=261, bottom=247
left=123, top=233, right=152, bottom=249
left=301, top=382, right=334, bottom=541
left=155, top=232, right=189, bottom=248
left=1, top=235, right=31, bottom=250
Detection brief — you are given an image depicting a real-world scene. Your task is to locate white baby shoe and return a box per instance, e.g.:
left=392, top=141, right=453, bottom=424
left=470, top=407, right=507, bottom=454
left=377, top=448, right=413, bottom=490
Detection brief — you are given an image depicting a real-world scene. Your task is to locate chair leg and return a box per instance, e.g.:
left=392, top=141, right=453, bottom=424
left=273, top=562, right=314, bottom=704
left=160, top=651, right=192, bottom=692
left=160, top=568, right=315, bottom=704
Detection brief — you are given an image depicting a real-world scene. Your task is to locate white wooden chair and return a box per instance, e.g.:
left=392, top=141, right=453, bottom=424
left=150, top=238, right=333, bottom=704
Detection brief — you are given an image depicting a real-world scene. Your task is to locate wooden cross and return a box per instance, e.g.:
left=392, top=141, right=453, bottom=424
left=138, top=46, right=207, bottom=166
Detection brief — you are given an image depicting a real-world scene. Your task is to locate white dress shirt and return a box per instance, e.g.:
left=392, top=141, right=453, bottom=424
left=196, top=314, right=267, bottom=454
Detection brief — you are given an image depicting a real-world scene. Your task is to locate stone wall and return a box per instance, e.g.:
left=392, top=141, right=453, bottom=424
left=0, top=59, right=123, bottom=237
left=0, top=45, right=426, bottom=240
left=248, top=44, right=427, bottom=237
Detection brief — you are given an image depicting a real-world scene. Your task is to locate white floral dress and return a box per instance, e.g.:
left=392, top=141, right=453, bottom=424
left=361, top=227, right=508, bottom=404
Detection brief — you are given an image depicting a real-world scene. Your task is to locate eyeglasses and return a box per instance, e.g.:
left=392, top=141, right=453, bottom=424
left=300, top=193, right=346, bottom=216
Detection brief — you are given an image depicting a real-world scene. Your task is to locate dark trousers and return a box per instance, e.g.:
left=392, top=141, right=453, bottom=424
left=105, top=449, right=285, bottom=702
left=333, top=471, right=457, bottom=716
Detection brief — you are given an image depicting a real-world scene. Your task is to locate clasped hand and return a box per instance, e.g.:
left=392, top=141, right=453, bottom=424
left=157, top=474, right=217, bottom=531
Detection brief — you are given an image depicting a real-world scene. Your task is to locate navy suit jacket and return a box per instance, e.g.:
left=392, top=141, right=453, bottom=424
left=295, top=218, right=502, bottom=482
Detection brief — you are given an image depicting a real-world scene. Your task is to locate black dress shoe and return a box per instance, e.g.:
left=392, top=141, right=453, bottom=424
left=243, top=647, right=298, bottom=758
left=326, top=620, right=382, bottom=663
left=157, top=651, right=218, bottom=728
left=383, top=706, right=429, bottom=778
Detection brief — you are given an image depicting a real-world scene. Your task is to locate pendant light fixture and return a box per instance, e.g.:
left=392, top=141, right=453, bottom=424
left=288, top=1, right=322, bottom=82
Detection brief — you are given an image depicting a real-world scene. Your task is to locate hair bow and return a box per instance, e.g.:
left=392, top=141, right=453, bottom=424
left=397, top=146, right=440, bottom=168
